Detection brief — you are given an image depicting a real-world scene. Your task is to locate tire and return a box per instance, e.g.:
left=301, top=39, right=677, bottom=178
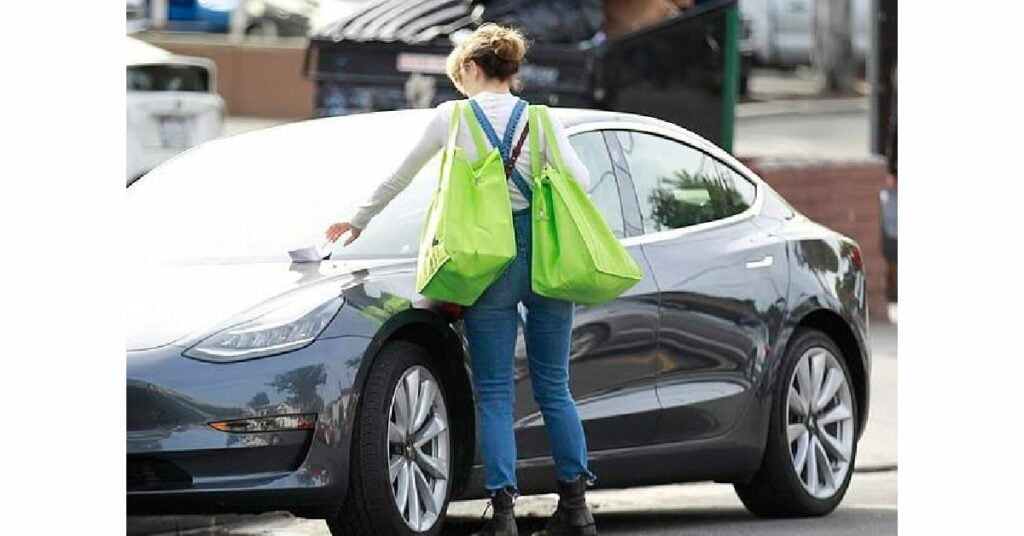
left=327, top=342, right=452, bottom=535
left=734, top=328, right=859, bottom=517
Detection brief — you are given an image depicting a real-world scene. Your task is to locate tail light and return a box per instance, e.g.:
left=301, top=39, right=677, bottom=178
left=437, top=301, right=466, bottom=322
left=850, top=247, right=864, bottom=271
left=415, top=299, right=466, bottom=322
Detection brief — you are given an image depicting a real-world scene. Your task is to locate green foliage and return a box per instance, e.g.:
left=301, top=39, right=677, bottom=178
left=648, top=169, right=750, bottom=230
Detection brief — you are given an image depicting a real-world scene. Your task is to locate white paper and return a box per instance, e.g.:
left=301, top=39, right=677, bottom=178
left=288, top=242, right=333, bottom=262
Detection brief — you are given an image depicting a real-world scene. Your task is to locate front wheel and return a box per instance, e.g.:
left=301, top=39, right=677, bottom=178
left=327, top=342, right=452, bottom=535
left=734, top=328, right=858, bottom=517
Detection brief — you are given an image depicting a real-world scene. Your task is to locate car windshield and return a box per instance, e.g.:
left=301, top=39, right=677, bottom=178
left=127, top=110, right=440, bottom=263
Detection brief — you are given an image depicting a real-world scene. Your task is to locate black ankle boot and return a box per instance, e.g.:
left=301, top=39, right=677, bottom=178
left=472, top=487, right=519, bottom=536
left=531, top=477, right=597, bottom=536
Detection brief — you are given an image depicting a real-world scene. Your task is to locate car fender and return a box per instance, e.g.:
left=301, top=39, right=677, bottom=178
left=331, top=302, right=477, bottom=498
left=770, top=233, right=872, bottom=436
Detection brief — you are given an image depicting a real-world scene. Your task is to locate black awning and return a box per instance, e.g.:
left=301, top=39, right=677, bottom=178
left=311, top=0, right=604, bottom=44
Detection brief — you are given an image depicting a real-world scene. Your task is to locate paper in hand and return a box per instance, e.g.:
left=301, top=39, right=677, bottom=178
left=288, top=241, right=333, bottom=262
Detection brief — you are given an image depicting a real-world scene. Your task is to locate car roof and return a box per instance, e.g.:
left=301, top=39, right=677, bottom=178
left=208, top=106, right=755, bottom=185
left=126, top=36, right=215, bottom=71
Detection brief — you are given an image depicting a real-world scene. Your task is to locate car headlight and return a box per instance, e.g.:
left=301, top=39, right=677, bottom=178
left=184, top=283, right=344, bottom=363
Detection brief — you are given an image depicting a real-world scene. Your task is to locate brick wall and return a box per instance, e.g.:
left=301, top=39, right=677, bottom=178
left=743, top=157, right=891, bottom=322
left=140, top=35, right=315, bottom=118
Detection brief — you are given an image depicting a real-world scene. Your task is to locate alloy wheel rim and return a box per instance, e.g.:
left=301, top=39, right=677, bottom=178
left=388, top=365, right=450, bottom=531
left=786, top=347, right=855, bottom=499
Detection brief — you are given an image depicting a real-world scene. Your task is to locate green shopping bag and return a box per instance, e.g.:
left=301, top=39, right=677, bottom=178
left=528, top=105, right=643, bottom=304
left=416, top=101, right=517, bottom=306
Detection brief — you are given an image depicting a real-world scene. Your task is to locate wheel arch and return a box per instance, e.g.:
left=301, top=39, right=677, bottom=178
left=787, top=308, right=869, bottom=439
left=351, top=308, right=476, bottom=500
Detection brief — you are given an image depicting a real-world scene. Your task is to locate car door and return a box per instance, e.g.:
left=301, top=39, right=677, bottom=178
left=609, top=128, right=788, bottom=444
left=513, top=130, right=661, bottom=458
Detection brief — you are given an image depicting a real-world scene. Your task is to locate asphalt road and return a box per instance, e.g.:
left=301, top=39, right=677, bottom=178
left=138, top=471, right=895, bottom=535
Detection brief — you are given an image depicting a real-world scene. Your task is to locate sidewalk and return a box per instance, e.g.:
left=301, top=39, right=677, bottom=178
left=858, top=319, right=897, bottom=471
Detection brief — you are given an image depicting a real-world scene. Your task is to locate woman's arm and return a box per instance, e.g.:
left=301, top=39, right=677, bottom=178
left=545, top=113, right=591, bottom=191
left=347, top=102, right=454, bottom=230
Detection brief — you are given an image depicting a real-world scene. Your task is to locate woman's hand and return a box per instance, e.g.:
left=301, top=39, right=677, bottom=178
left=325, top=222, right=362, bottom=246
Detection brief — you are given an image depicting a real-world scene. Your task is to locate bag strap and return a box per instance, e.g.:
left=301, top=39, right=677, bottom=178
left=502, top=99, right=527, bottom=155
left=504, top=101, right=533, bottom=200
left=460, top=101, right=488, bottom=157
left=528, top=105, right=542, bottom=179
left=441, top=102, right=463, bottom=181
left=528, top=106, right=572, bottom=220
left=507, top=122, right=530, bottom=177
left=506, top=123, right=533, bottom=202
left=537, top=105, right=567, bottom=171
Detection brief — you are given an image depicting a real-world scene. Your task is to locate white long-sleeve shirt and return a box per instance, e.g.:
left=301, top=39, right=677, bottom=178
left=348, top=91, right=591, bottom=230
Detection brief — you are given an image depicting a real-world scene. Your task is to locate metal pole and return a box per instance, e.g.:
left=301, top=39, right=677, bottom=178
left=230, top=0, right=249, bottom=43
left=868, top=0, right=880, bottom=153
left=721, top=2, right=740, bottom=154
left=814, top=0, right=854, bottom=93
left=150, top=0, right=168, bottom=31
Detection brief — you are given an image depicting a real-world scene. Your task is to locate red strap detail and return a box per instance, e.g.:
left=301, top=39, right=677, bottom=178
left=506, top=123, right=530, bottom=177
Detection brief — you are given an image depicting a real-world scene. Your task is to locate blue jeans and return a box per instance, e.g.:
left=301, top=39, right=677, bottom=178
left=463, top=211, right=596, bottom=493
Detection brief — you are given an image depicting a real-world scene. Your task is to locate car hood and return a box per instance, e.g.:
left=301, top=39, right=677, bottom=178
left=126, top=257, right=411, bottom=351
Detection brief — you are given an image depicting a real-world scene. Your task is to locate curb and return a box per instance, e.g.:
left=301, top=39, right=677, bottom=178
left=128, top=512, right=291, bottom=536
left=854, top=464, right=898, bottom=474
left=737, top=97, right=869, bottom=119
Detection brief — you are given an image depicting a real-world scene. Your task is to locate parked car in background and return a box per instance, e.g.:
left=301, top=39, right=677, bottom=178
left=126, top=37, right=224, bottom=185
left=740, top=0, right=869, bottom=68
left=127, top=0, right=149, bottom=32
left=241, top=0, right=320, bottom=38
left=127, top=106, right=871, bottom=535
left=154, top=0, right=238, bottom=33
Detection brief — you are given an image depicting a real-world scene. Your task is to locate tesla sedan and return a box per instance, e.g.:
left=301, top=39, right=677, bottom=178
left=126, top=107, right=871, bottom=535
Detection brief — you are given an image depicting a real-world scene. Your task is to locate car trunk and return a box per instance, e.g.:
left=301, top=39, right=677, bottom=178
left=127, top=61, right=224, bottom=180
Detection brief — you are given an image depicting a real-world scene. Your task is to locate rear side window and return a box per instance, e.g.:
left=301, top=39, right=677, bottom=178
left=614, top=130, right=756, bottom=233
left=128, top=64, right=210, bottom=92
left=569, top=132, right=626, bottom=238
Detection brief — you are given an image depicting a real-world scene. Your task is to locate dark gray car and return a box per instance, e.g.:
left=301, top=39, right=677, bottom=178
left=127, top=108, right=870, bottom=535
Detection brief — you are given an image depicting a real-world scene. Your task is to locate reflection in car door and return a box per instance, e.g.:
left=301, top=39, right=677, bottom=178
left=512, top=130, right=661, bottom=459
left=610, top=129, right=788, bottom=444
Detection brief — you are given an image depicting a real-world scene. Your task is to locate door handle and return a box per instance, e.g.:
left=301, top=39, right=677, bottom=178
left=745, top=255, right=774, bottom=269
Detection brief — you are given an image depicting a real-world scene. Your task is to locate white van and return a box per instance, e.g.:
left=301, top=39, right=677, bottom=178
left=740, top=0, right=870, bottom=67
left=127, top=37, right=225, bottom=186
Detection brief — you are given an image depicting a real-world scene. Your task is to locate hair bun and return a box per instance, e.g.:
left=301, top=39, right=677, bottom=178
left=445, top=23, right=528, bottom=91
left=490, top=28, right=526, bottom=63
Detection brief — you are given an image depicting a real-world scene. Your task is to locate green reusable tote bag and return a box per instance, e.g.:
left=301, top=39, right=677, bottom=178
left=416, top=101, right=517, bottom=306
left=528, top=105, right=643, bottom=305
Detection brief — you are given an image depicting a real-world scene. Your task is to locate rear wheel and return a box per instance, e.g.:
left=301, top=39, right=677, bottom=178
left=327, top=342, right=452, bottom=535
left=735, top=328, right=858, bottom=517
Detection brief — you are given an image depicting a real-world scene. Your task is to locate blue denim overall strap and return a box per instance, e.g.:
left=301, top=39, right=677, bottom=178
left=468, top=98, right=533, bottom=207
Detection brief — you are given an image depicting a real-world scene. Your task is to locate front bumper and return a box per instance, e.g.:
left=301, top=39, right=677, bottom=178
left=126, top=335, right=371, bottom=517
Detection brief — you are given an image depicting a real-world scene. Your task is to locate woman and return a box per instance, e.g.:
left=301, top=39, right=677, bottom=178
left=325, top=23, right=598, bottom=536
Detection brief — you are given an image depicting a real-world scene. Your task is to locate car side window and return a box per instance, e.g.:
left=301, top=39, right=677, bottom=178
left=569, top=132, right=626, bottom=238
left=614, top=131, right=757, bottom=233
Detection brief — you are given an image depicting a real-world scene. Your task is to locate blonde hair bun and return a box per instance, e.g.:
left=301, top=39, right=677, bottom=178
left=446, top=23, right=529, bottom=92
left=486, top=25, right=527, bottom=63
